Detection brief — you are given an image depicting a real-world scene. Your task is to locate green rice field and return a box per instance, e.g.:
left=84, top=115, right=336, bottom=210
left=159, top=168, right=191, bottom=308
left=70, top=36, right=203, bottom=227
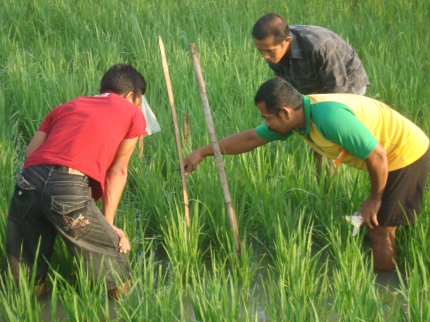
left=1, top=0, right=430, bottom=320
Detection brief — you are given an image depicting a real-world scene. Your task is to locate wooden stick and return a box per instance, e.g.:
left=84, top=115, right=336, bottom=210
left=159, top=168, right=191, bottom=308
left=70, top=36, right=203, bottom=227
left=189, top=43, right=241, bottom=256
left=158, top=36, right=190, bottom=228
left=184, top=113, right=190, bottom=150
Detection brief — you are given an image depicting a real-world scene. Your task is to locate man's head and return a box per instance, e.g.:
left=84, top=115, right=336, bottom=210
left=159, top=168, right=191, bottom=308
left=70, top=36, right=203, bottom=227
left=100, top=63, right=146, bottom=106
left=254, top=77, right=304, bottom=135
left=252, top=13, right=291, bottom=64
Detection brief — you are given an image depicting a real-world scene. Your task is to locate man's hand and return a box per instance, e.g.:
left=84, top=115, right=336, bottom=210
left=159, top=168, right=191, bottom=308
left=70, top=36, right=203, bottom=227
left=359, top=197, right=381, bottom=229
left=111, top=225, right=131, bottom=253
left=183, top=150, right=205, bottom=176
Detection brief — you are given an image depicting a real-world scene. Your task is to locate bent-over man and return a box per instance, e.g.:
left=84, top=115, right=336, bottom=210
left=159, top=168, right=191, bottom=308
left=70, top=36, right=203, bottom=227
left=183, top=77, right=429, bottom=271
left=6, top=63, right=147, bottom=298
left=253, top=13, right=370, bottom=174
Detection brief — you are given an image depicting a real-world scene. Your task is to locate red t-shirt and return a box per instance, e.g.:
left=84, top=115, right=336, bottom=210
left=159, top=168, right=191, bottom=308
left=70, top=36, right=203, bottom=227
left=25, top=93, right=147, bottom=200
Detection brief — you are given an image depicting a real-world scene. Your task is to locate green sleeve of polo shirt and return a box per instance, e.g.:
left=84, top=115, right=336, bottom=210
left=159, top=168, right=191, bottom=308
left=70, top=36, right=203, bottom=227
left=312, top=102, right=378, bottom=159
left=255, top=124, right=292, bottom=141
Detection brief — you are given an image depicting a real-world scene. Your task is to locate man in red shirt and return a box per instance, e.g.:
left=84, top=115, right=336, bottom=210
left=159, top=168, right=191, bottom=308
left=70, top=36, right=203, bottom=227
left=6, top=63, right=147, bottom=298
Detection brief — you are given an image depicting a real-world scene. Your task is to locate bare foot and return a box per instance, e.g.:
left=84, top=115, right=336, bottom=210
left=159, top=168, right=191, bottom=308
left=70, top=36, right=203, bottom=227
left=33, top=283, right=47, bottom=297
left=108, top=279, right=132, bottom=300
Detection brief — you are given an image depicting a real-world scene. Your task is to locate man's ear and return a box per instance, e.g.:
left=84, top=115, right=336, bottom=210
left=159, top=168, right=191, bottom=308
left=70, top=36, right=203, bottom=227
left=124, top=91, right=134, bottom=101
left=282, top=37, right=292, bottom=47
left=280, top=106, right=291, bottom=119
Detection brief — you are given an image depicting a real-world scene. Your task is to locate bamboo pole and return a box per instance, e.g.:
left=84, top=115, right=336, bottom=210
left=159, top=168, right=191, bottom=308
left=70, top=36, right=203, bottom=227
left=184, top=113, right=190, bottom=150
left=189, top=43, right=241, bottom=256
left=158, top=36, right=190, bottom=228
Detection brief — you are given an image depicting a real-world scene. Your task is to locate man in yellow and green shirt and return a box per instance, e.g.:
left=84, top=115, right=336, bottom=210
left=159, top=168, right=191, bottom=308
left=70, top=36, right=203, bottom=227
left=183, top=77, right=430, bottom=271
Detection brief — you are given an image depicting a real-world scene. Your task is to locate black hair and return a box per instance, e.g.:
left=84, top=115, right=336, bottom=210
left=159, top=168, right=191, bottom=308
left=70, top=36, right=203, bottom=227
left=254, top=77, right=303, bottom=116
left=99, top=63, right=146, bottom=101
left=252, top=13, right=290, bottom=45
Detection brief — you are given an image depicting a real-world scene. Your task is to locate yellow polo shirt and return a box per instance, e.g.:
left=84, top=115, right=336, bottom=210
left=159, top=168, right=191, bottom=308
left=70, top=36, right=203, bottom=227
left=255, top=94, right=429, bottom=171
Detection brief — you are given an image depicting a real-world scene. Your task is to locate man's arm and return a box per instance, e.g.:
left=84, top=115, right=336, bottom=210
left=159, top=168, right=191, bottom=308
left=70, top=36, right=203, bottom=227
left=102, top=137, right=139, bottom=224
left=183, top=129, right=269, bottom=175
left=102, top=137, right=139, bottom=253
left=360, top=143, right=388, bottom=228
left=25, top=131, right=47, bottom=159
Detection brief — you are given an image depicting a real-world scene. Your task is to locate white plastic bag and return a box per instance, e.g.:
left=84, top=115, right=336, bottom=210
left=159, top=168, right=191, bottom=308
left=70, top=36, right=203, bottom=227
left=141, top=95, right=161, bottom=135
left=344, top=212, right=363, bottom=236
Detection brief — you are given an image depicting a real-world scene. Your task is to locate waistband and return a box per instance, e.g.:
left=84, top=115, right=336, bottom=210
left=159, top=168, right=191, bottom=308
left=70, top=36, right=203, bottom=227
left=53, top=166, right=85, bottom=176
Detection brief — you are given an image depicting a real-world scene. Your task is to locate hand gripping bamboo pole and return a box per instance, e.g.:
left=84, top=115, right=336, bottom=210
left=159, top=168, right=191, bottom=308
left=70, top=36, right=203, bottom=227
left=189, top=43, right=241, bottom=256
left=158, top=36, right=190, bottom=228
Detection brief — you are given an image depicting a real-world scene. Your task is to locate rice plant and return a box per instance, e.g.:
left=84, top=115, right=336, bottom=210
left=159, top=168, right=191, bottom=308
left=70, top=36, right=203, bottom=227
left=1, top=0, right=429, bottom=320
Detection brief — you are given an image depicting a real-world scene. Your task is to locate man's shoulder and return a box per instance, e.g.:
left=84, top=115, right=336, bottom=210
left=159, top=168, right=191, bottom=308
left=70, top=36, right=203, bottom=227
left=308, top=93, right=365, bottom=105
left=63, top=94, right=113, bottom=106
left=81, top=92, right=137, bottom=109
left=308, top=94, right=355, bottom=121
left=55, top=93, right=139, bottom=117
left=290, top=25, right=336, bottom=37
left=290, top=25, right=344, bottom=48
left=290, top=25, right=331, bottom=32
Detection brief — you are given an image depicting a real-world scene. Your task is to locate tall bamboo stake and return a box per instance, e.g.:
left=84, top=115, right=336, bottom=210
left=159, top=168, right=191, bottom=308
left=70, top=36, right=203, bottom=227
left=158, top=36, right=190, bottom=228
left=189, top=43, right=241, bottom=256
left=184, top=113, right=190, bottom=150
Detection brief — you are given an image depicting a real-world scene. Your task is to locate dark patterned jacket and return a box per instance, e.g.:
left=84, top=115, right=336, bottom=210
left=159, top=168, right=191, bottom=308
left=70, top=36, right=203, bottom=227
left=268, top=25, right=369, bottom=94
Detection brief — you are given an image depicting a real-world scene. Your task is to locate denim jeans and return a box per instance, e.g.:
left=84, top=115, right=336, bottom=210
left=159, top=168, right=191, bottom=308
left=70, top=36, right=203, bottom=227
left=6, top=165, right=131, bottom=290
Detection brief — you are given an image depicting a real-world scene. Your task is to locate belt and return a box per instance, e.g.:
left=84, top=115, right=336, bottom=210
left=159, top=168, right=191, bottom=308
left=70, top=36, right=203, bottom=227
left=53, top=166, right=85, bottom=176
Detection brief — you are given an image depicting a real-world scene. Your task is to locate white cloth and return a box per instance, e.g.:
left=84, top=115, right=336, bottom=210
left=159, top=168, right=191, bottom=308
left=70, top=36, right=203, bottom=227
left=141, top=95, right=161, bottom=135
left=345, top=212, right=363, bottom=236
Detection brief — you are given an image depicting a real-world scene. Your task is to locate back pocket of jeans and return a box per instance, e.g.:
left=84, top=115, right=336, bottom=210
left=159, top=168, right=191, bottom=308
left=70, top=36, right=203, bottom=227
left=8, top=174, right=36, bottom=224
left=51, top=195, right=92, bottom=239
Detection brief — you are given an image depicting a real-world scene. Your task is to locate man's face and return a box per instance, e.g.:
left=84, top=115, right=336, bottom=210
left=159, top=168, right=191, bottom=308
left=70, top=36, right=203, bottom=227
left=257, top=101, right=292, bottom=136
left=253, top=35, right=291, bottom=64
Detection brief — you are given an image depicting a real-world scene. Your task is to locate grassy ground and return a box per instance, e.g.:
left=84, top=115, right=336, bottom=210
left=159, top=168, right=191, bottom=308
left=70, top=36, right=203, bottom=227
left=1, top=0, right=429, bottom=320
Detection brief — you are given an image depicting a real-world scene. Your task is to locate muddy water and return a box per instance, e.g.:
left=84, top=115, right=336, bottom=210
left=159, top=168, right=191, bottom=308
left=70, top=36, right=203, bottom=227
left=38, top=295, right=119, bottom=321
left=36, top=244, right=406, bottom=321
left=149, top=243, right=406, bottom=321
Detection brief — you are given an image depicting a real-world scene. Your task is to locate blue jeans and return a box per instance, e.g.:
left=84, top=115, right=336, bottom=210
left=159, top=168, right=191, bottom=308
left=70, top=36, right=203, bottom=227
left=6, top=165, right=131, bottom=290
